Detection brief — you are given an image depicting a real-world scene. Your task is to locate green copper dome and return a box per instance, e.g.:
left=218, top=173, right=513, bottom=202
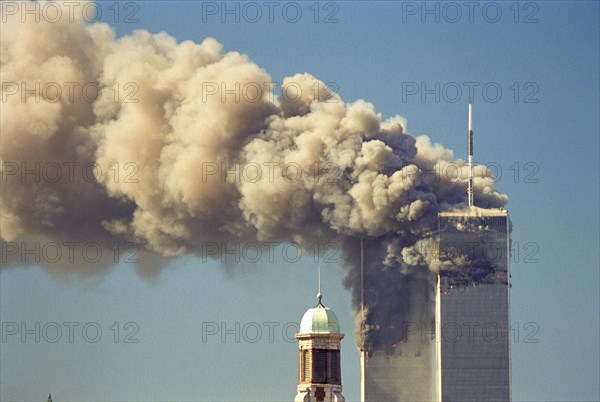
left=299, top=294, right=341, bottom=334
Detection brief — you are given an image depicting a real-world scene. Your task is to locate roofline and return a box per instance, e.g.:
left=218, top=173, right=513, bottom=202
left=296, top=333, right=345, bottom=340
left=438, top=209, right=508, bottom=217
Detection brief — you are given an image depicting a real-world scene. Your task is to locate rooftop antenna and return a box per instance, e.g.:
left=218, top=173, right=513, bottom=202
left=360, top=237, right=364, bottom=348
left=467, top=103, right=474, bottom=207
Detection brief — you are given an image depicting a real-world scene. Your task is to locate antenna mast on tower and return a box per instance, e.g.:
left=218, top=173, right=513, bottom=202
left=360, top=237, right=364, bottom=349
left=467, top=103, right=474, bottom=207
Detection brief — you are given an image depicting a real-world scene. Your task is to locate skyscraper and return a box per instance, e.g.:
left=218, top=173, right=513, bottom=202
left=359, top=104, right=510, bottom=401
left=360, top=274, right=434, bottom=401
left=436, top=209, right=511, bottom=401
left=359, top=239, right=435, bottom=402
left=435, top=104, right=511, bottom=400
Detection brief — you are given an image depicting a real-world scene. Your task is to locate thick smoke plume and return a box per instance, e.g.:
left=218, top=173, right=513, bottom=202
left=1, top=1, right=507, bottom=346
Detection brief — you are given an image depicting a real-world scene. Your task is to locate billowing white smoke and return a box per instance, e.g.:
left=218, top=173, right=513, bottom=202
left=1, top=1, right=507, bottom=343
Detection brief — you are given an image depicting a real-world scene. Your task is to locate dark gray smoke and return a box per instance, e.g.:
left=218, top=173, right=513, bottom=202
left=0, top=1, right=507, bottom=345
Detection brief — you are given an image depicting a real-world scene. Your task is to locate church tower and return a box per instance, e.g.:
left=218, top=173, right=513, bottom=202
left=294, top=285, right=345, bottom=402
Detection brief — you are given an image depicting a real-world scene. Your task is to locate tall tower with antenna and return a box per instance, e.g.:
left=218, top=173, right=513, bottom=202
left=435, top=104, right=512, bottom=401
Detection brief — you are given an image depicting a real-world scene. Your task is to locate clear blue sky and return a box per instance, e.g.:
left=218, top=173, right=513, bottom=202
left=1, top=1, right=599, bottom=401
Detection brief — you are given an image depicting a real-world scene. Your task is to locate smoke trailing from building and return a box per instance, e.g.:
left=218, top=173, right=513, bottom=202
left=1, top=1, right=507, bottom=347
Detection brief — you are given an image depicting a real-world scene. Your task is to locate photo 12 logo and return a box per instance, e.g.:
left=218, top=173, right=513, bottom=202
left=199, top=161, right=341, bottom=184
left=1, top=1, right=140, bottom=24
left=200, top=2, right=340, bottom=24
left=396, top=321, right=539, bottom=344
left=416, top=239, right=540, bottom=264
left=201, top=321, right=300, bottom=343
left=398, top=160, right=540, bottom=186
left=198, top=241, right=340, bottom=264
left=1, top=81, right=139, bottom=104
left=1, top=242, right=140, bottom=265
left=200, top=80, right=339, bottom=104
left=400, top=2, right=540, bottom=24
left=1, top=161, right=139, bottom=184
left=2, top=321, right=140, bottom=343
left=401, top=81, right=540, bottom=104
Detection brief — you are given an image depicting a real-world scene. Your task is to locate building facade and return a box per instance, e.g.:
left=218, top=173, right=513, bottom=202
left=436, top=210, right=511, bottom=401
left=360, top=274, right=435, bottom=402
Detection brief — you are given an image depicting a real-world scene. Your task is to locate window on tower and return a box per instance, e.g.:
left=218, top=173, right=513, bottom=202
left=300, top=348, right=342, bottom=384
left=328, top=350, right=341, bottom=384
left=302, top=349, right=311, bottom=382
left=313, top=349, right=328, bottom=383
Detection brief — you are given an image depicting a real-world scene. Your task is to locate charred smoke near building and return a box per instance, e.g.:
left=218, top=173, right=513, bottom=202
left=1, top=1, right=508, bottom=349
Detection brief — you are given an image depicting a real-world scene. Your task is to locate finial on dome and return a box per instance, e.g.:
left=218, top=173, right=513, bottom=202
left=317, top=265, right=324, bottom=307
